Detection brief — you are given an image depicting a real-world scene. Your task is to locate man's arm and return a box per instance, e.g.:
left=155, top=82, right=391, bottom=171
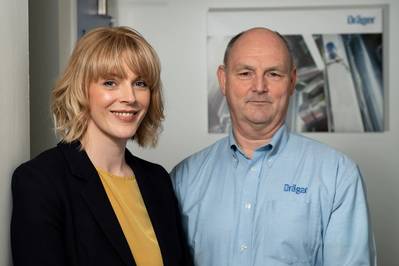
left=323, top=166, right=376, bottom=265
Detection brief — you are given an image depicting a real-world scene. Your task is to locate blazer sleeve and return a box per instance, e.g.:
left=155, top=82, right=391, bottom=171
left=11, top=164, right=68, bottom=266
left=149, top=163, right=194, bottom=266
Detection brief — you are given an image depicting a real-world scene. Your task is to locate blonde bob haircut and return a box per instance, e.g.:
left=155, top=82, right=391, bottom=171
left=51, top=26, right=164, bottom=147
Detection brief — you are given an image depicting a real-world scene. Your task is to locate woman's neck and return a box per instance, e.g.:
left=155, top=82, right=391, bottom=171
left=80, top=130, right=132, bottom=177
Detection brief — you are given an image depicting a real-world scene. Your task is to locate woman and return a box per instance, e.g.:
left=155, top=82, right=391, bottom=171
left=11, top=26, right=192, bottom=266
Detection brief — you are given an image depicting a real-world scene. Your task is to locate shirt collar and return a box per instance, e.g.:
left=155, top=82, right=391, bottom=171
left=228, top=124, right=289, bottom=158
left=269, top=123, right=289, bottom=157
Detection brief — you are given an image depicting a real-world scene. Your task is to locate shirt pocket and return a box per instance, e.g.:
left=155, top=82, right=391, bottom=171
left=263, top=198, right=321, bottom=265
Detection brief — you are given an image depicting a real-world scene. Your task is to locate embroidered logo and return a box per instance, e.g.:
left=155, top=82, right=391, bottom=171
left=283, top=184, right=308, bottom=194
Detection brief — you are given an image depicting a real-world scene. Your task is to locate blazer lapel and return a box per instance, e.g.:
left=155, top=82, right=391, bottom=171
left=125, top=151, right=169, bottom=264
left=59, top=142, right=135, bottom=266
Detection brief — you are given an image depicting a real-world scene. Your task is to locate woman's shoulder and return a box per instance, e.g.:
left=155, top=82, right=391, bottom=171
left=125, top=149, right=167, bottom=175
left=13, top=145, right=69, bottom=183
left=124, top=150, right=174, bottom=193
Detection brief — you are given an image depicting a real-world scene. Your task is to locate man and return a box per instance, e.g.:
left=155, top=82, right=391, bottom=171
left=170, top=27, right=376, bottom=265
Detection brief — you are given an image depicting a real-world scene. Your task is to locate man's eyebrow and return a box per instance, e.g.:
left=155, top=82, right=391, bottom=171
left=233, top=64, right=255, bottom=71
left=266, top=66, right=288, bottom=72
left=233, top=64, right=289, bottom=73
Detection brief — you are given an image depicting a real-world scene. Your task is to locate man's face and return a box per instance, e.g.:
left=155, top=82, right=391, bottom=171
left=217, top=29, right=296, bottom=133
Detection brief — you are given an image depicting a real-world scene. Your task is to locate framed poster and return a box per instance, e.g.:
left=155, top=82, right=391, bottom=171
left=207, top=6, right=384, bottom=133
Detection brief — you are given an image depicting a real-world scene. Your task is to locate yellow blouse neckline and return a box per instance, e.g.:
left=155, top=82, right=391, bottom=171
left=96, top=167, right=134, bottom=180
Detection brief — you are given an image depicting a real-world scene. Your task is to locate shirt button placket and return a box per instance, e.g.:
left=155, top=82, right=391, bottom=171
left=236, top=160, right=261, bottom=265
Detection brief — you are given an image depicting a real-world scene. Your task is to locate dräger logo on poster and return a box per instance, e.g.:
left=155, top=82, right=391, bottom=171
left=347, top=15, right=375, bottom=25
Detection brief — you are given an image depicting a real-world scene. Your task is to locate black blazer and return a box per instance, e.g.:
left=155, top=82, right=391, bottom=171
left=11, top=141, right=192, bottom=266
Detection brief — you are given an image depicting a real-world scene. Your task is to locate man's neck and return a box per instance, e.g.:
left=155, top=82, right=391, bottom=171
left=233, top=122, right=282, bottom=159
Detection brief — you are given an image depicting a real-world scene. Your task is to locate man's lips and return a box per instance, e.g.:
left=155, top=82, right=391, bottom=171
left=245, top=95, right=273, bottom=104
left=246, top=99, right=273, bottom=104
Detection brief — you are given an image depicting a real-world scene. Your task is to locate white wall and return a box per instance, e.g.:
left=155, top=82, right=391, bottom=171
left=29, top=0, right=61, bottom=158
left=0, top=0, right=30, bottom=265
left=117, top=0, right=399, bottom=265
left=58, top=0, right=77, bottom=70
left=29, top=0, right=77, bottom=158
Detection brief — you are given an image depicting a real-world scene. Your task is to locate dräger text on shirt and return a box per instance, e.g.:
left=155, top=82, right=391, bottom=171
left=283, top=184, right=308, bottom=194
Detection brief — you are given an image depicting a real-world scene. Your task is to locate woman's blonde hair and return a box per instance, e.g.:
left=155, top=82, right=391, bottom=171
left=51, top=26, right=164, bottom=147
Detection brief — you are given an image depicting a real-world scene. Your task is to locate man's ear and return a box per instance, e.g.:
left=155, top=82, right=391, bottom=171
left=288, top=66, right=297, bottom=96
left=217, top=65, right=227, bottom=96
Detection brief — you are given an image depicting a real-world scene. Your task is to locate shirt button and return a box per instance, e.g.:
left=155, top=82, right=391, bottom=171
left=244, top=202, right=252, bottom=209
left=240, top=244, right=248, bottom=252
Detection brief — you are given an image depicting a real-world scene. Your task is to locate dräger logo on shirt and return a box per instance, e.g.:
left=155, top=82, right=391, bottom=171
left=283, top=184, right=308, bottom=194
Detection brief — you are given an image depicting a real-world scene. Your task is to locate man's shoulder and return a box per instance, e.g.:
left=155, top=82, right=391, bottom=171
left=187, top=136, right=228, bottom=160
left=289, top=132, right=349, bottom=158
left=288, top=132, right=359, bottom=178
left=171, top=136, right=229, bottom=178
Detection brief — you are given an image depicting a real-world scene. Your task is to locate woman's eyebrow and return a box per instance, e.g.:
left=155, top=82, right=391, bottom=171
left=100, top=73, right=123, bottom=79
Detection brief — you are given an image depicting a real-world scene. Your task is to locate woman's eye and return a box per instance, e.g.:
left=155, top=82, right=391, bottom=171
left=134, top=80, right=148, bottom=88
left=103, top=80, right=116, bottom=87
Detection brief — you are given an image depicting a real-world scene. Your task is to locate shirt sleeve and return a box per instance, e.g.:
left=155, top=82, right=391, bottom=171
left=11, top=164, right=68, bottom=266
left=323, top=165, right=376, bottom=266
left=169, top=162, right=187, bottom=205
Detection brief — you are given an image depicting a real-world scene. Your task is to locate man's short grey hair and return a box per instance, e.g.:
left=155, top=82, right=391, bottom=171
left=222, top=28, right=294, bottom=69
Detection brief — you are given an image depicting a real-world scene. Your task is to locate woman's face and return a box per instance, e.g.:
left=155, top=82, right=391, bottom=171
left=85, top=66, right=151, bottom=145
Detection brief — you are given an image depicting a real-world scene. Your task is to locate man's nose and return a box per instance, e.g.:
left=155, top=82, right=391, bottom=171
left=253, top=75, right=268, bottom=93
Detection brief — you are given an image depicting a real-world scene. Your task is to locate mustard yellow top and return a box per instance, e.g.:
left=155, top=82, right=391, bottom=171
left=97, top=168, right=163, bottom=266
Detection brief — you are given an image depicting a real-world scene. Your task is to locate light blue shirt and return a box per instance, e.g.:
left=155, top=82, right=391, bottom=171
left=170, top=125, right=375, bottom=266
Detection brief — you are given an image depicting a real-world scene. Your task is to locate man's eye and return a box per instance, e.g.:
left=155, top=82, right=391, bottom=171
left=103, top=80, right=116, bottom=87
left=267, top=72, right=282, bottom=78
left=134, top=80, right=148, bottom=88
left=238, top=71, right=252, bottom=79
